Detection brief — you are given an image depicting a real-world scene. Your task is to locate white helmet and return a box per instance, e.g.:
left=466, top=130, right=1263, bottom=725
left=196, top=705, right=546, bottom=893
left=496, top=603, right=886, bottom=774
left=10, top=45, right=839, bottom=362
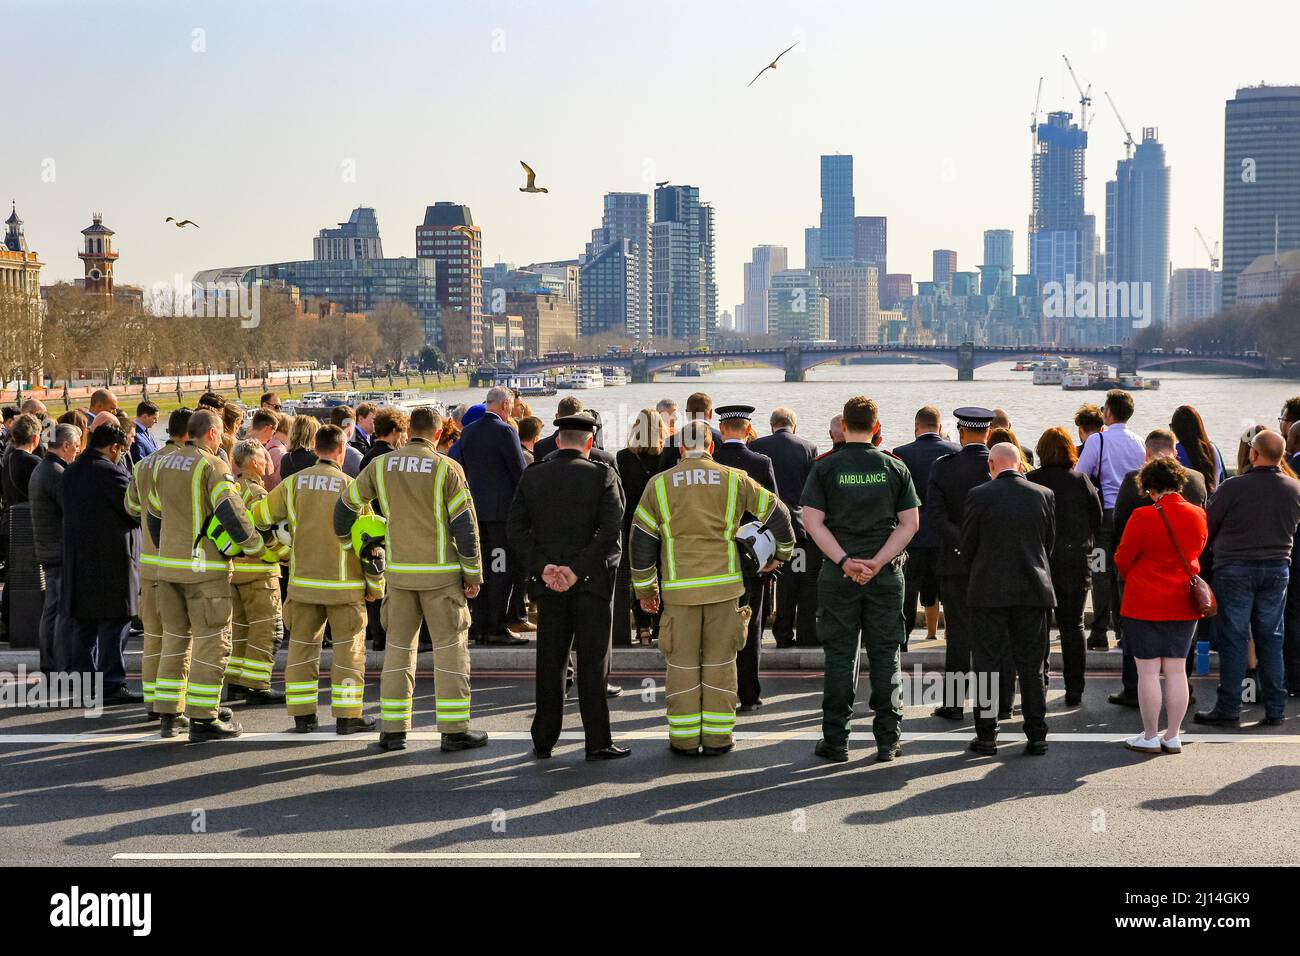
left=273, top=519, right=293, bottom=548
left=735, top=520, right=776, bottom=572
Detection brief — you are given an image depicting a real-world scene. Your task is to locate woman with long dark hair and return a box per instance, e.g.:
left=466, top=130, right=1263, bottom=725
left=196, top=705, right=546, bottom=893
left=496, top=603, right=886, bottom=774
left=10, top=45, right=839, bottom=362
left=1170, top=405, right=1226, bottom=492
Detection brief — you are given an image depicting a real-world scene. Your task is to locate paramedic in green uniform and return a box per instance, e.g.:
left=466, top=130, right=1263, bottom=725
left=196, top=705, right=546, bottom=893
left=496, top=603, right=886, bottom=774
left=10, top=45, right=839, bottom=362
left=801, top=396, right=920, bottom=763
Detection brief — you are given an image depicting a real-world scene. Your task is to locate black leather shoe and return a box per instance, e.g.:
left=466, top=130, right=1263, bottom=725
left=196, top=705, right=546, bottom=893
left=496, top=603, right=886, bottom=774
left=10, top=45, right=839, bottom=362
left=377, top=731, right=407, bottom=751
left=877, top=743, right=903, bottom=762
left=216, top=706, right=234, bottom=722
left=1064, top=693, right=1082, bottom=706
left=1025, top=740, right=1049, bottom=756
left=336, top=715, right=376, bottom=735
left=533, top=746, right=553, bottom=759
left=586, top=745, right=631, bottom=761
left=670, top=745, right=700, bottom=756
left=479, top=631, right=528, bottom=647
left=1108, top=692, right=1140, bottom=708
left=189, top=717, right=242, bottom=741
left=1086, top=637, right=1110, bottom=650
left=814, top=739, right=848, bottom=762
left=222, top=684, right=246, bottom=703
left=1193, top=709, right=1240, bottom=727
left=144, top=709, right=162, bottom=722
left=969, top=738, right=997, bottom=755
left=702, top=743, right=734, bottom=756
left=441, top=730, right=489, bottom=751
left=158, top=713, right=189, bottom=738
left=241, top=687, right=285, bottom=706
left=101, top=686, right=144, bottom=706
left=932, top=706, right=964, bottom=720
left=293, top=714, right=319, bottom=733
left=606, top=683, right=623, bottom=698
left=997, top=710, right=1012, bottom=721
left=737, top=701, right=763, bottom=713
left=1260, top=715, right=1284, bottom=727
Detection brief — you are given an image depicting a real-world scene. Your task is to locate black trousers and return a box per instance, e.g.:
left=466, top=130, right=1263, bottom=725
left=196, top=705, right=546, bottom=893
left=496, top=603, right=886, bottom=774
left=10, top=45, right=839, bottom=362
left=773, top=538, right=820, bottom=647
left=939, top=575, right=1014, bottom=713
left=1051, top=588, right=1088, bottom=699
left=1090, top=510, right=1123, bottom=642
left=611, top=548, right=635, bottom=646
left=902, top=546, right=940, bottom=637
left=531, top=589, right=613, bottom=753
left=507, top=543, right=527, bottom=624
left=66, top=616, right=131, bottom=695
left=738, top=575, right=768, bottom=706
left=38, top=564, right=68, bottom=673
left=470, top=521, right=511, bottom=638
left=1285, top=563, right=1300, bottom=693
left=971, top=605, right=1050, bottom=742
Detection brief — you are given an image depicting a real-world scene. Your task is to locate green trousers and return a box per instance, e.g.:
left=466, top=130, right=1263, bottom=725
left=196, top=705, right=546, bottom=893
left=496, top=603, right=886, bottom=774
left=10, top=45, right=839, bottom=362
left=816, top=561, right=905, bottom=749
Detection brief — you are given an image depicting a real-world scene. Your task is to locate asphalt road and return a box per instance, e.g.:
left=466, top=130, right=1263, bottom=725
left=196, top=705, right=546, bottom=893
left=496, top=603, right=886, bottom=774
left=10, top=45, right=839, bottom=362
left=3, top=672, right=1298, bottom=866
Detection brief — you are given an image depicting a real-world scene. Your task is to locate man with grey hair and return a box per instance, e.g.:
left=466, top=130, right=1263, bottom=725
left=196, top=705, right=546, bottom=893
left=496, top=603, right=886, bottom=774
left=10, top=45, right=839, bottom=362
left=29, top=423, right=80, bottom=674
left=656, top=398, right=679, bottom=436
left=827, top=414, right=845, bottom=451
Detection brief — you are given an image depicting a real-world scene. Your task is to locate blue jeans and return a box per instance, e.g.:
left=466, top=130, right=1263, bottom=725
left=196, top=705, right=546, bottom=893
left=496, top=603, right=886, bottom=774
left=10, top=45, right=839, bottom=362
left=1213, top=561, right=1289, bottom=718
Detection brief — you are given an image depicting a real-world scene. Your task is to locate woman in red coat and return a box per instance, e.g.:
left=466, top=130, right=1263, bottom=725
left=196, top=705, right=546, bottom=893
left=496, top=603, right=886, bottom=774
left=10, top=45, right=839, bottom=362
left=1113, top=458, right=1208, bottom=755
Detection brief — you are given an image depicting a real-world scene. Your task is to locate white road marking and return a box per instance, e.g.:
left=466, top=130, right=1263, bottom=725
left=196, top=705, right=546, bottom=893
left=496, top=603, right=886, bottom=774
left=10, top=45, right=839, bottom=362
left=1, top=730, right=1295, bottom=744
left=112, top=851, right=640, bottom=861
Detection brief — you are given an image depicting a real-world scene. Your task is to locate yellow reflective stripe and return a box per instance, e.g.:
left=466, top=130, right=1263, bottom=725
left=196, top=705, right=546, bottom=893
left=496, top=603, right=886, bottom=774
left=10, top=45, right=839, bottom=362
left=447, top=487, right=468, bottom=514
left=634, top=505, right=658, bottom=535
left=346, top=481, right=363, bottom=509
left=724, top=471, right=739, bottom=575
left=291, top=577, right=365, bottom=589
left=661, top=573, right=743, bottom=590
left=210, top=480, right=237, bottom=508
left=655, top=475, right=675, bottom=581
left=232, top=562, right=277, bottom=573
left=374, top=465, right=391, bottom=526
left=388, top=562, right=461, bottom=573
left=190, top=455, right=206, bottom=541
left=756, top=487, right=773, bottom=521
left=435, top=458, right=448, bottom=564
left=154, top=556, right=228, bottom=571
left=140, top=554, right=162, bottom=566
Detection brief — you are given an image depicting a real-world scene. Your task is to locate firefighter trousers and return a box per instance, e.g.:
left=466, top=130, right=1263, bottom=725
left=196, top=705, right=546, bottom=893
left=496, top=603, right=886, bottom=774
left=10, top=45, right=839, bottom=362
left=379, top=585, right=472, bottom=732
left=228, top=577, right=280, bottom=690
left=660, top=599, right=748, bottom=751
left=284, top=599, right=366, bottom=718
left=155, top=579, right=232, bottom=719
left=139, top=579, right=179, bottom=712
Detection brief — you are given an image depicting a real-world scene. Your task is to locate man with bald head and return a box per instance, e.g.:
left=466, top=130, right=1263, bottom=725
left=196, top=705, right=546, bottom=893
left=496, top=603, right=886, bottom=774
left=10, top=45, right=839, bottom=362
left=1197, top=427, right=1300, bottom=728
left=960, top=442, right=1057, bottom=755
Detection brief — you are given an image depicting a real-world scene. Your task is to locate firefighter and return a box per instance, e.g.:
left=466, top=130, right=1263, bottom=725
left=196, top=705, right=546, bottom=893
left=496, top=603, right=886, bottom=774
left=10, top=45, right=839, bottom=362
left=123, top=406, right=190, bottom=722
left=224, top=438, right=287, bottom=705
left=629, top=419, right=795, bottom=756
left=147, top=408, right=265, bottom=741
left=335, top=405, right=488, bottom=753
left=250, top=424, right=380, bottom=734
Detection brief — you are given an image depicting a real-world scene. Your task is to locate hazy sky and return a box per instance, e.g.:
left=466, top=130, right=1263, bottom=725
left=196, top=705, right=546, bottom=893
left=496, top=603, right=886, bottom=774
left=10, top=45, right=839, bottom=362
left=7, top=0, right=1298, bottom=315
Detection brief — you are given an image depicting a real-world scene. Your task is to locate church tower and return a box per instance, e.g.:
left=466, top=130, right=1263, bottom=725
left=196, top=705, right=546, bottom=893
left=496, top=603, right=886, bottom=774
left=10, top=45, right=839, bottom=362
left=79, top=212, right=118, bottom=294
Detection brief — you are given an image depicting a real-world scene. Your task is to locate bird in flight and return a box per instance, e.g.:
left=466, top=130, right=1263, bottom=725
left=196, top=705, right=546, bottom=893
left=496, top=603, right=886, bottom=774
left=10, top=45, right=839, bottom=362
left=519, top=161, right=548, bottom=193
left=451, top=224, right=475, bottom=238
left=747, top=41, right=799, bottom=87
left=165, top=217, right=199, bottom=228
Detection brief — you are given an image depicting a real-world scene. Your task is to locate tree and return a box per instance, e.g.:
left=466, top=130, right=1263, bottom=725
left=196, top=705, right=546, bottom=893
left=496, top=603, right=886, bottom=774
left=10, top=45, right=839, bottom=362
left=372, top=302, right=423, bottom=366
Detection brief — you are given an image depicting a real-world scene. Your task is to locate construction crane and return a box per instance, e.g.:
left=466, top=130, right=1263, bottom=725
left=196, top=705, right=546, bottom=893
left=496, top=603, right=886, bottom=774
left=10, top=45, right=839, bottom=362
left=1062, top=54, right=1092, bottom=130
left=1104, top=91, right=1136, bottom=159
left=1030, top=76, right=1043, bottom=134
left=1194, top=228, right=1220, bottom=270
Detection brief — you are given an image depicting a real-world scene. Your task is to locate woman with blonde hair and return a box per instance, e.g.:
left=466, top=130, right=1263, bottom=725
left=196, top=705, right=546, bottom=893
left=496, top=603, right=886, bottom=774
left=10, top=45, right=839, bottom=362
left=614, top=409, right=668, bottom=645
left=278, top=414, right=319, bottom=482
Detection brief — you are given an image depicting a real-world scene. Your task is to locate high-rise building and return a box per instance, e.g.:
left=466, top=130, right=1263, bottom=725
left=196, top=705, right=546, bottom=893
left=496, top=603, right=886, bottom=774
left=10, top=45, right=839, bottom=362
left=881, top=273, right=912, bottom=309
left=1170, top=267, right=1222, bottom=325
left=819, top=155, right=855, bottom=264
left=741, top=245, right=788, bottom=336
left=766, top=270, right=829, bottom=342
left=804, top=227, right=821, bottom=269
left=415, top=202, right=483, bottom=355
left=313, top=206, right=383, bottom=261
left=812, top=264, right=880, bottom=345
left=983, top=229, right=1014, bottom=271
left=586, top=192, right=650, bottom=339
left=1222, top=85, right=1300, bottom=306
left=1105, top=129, right=1171, bottom=335
left=652, top=184, right=716, bottom=346
left=79, top=213, right=118, bottom=295
left=1029, top=111, right=1094, bottom=287
left=932, top=249, right=957, bottom=290
left=854, top=216, right=887, bottom=274
left=579, top=238, right=640, bottom=339
left=508, top=292, right=576, bottom=357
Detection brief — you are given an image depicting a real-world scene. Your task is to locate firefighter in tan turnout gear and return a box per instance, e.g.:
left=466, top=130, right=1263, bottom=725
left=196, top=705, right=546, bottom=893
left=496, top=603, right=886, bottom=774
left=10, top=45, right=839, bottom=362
left=123, top=406, right=190, bottom=722
left=335, top=405, right=489, bottom=753
left=224, top=438, right=287, bottom=705
left=250, top=424, right=381, bottom=734
left=147, top=408, right=265, bottom=741
left=630, top=419, right=795, bottom=756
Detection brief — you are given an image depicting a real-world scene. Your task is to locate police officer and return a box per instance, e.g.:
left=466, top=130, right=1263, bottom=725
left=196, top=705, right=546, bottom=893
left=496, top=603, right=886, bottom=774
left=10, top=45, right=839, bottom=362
left=712, top=404, right=778, bottom=711
left=123, top=406, right=189, bottom=722
left=250, top=424, right=379, bottom=735
left=802, top=396, right=920, bottom=763
left=509, top=414, right=626, bottom=760
left=927, top=407, right=1013, bottom=720
left=335, top=406, right=488, bottom=753
left=148, top=408, right=264, bottom=741
left=224, top=438, right=287, bottom=705
left=630, top=420, right=794, bottom=756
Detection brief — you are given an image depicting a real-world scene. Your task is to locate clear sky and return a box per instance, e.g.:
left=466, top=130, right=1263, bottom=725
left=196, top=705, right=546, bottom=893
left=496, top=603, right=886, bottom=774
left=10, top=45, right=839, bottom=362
left=6, top=0, right=1297, bottom=314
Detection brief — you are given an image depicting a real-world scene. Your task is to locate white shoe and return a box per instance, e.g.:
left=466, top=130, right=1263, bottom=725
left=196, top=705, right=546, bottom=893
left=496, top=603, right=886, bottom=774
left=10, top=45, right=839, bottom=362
left=1124, top=734, right=1162, bottom=754
left=1160, top=736, right=1182, bottom=754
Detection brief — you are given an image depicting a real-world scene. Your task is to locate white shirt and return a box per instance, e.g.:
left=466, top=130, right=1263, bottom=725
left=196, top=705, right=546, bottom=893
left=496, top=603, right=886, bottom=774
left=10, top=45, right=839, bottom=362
left=1075, top=422, right=1146, bottom=509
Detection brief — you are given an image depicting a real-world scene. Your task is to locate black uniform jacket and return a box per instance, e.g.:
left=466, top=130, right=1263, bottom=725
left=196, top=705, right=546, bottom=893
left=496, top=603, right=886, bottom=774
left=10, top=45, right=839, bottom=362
left=750, top=428, right=818, bottom=538
left=926, top=443, right=991, bottom=578
left=960, top=471, right=1057, bottom=609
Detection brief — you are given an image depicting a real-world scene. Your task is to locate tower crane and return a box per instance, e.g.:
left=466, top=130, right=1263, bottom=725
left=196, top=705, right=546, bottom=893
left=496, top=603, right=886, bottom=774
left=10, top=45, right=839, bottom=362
left=1194, top=228, right=1220, bottom=270
left=1030, top=76, right=1043, bottom=134
left=1062, top=54, right=1092, bottom=130
left=1104, top=91, right=1136, bottom=159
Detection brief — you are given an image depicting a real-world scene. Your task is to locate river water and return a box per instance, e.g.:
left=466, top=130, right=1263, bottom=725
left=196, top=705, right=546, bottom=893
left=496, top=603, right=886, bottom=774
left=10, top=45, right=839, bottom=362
left=425, top=362, right=1296, bottom=459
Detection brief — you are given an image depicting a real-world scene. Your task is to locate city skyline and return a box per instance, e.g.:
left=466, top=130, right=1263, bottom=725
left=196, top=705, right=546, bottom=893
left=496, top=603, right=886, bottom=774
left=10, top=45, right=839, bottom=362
left=5, top=1, right=1297, bottom=319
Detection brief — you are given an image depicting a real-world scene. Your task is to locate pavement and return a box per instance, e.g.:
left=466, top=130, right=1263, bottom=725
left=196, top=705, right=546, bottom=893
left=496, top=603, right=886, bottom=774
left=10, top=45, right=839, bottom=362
left=3, top=669, right=1298, bottom=866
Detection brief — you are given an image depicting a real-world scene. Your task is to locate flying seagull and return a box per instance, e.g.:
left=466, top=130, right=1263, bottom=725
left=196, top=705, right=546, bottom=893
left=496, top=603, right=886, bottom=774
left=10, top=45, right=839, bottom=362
left=165, top=217, right=199, bottom=228
left=747, top=41, right=799, bottom=88
left=451, top=224, right=475, bottom=237
left=519, top=161, right=548, bottom=193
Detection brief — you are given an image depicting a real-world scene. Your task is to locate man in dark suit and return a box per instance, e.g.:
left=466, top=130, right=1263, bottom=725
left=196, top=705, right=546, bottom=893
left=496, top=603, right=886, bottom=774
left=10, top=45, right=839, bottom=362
left=61, top=423, right=142, bottom=705
left=538, top=404, right=617, bottom=469
left=713, top=405, right=779, bottom=710
left=927, top=406, right=1012, bottom=720
left=657, top=392, right=724, bottom=473
left=449, top=386, right=529, bottom=646
left=752, top=407, right=820, bottom=648
left=893, top=405, right=960, bottom=647
left=130, top=400, right=159, bottom=465
left=961, top=442, right=1057, bottom=755
left=508, top=415, right=628, bottom=761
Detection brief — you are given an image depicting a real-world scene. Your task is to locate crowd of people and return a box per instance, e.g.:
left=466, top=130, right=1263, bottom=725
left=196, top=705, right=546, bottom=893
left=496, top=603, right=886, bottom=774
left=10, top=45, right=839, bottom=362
left=5, top=378, right=1300, bottom=761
